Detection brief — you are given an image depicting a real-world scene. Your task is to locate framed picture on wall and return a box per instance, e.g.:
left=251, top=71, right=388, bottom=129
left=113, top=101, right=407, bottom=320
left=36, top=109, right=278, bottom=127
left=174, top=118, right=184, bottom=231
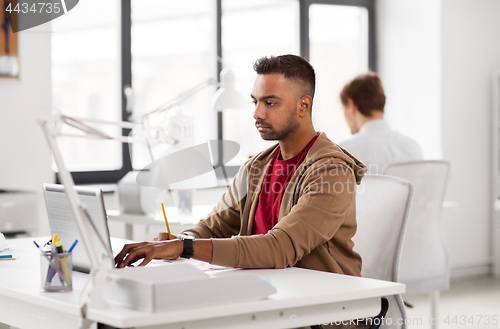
left=0, top=0, right=19, bottom=78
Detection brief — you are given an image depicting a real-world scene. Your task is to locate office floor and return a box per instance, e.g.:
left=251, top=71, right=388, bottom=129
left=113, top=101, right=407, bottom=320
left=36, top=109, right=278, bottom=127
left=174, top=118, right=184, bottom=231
left=404, top=275, right=500, bottom=329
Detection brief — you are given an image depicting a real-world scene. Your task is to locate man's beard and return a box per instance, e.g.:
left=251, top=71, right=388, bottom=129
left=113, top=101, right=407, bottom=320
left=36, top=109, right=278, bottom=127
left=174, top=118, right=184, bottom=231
left=256, top=108, right=300, bottom=141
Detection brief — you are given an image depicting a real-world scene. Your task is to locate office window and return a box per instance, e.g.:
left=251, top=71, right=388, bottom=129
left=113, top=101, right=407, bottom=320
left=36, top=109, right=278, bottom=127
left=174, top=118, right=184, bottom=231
left=51, top=0, right=122, bottom=172
left=309, top=4, right=369, bottom=144
left=50, top=0, right=374, bottom=183
left=130, top=0, right=215, bottom=169
left=221, top=0, right=300, bottom=165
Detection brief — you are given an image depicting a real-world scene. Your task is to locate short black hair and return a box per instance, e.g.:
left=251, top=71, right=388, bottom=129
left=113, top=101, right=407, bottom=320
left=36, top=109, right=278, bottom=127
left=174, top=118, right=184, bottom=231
left=253, top=54, right=316, bottom=99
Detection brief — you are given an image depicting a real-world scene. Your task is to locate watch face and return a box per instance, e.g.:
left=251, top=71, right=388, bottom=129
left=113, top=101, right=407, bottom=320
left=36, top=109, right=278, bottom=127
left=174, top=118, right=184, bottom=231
left=181, top=235, right=195, bottom=241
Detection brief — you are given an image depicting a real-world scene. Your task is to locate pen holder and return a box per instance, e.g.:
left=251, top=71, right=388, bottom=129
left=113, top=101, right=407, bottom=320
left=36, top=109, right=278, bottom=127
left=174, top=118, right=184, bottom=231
left=40, top=252, right=73, bottom=292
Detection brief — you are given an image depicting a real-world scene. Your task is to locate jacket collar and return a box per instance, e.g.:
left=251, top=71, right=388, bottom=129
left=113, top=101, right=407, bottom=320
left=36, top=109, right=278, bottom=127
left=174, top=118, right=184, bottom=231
left=248, top=132, right=366, bottom=184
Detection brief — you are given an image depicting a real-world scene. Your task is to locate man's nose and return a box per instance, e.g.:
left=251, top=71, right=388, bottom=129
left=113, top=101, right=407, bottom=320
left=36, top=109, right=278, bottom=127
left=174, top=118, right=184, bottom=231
left=253, top=103, right=266, bottom=121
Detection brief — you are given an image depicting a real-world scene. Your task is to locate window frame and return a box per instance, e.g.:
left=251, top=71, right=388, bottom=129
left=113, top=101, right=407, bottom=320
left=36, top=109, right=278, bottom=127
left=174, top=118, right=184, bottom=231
left=299, top=0, right=376, bottom=71
left=58, top=0, right=132, bottom=185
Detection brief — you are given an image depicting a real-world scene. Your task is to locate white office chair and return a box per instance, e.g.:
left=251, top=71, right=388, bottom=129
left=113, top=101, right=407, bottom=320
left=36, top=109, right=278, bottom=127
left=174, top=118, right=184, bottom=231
left=383, top=161, right=451, bottom=329
left=353, top=175, right=414, bottom=329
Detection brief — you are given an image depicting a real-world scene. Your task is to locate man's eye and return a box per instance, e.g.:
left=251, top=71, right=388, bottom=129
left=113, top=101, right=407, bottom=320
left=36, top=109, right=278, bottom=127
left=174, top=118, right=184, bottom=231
left=267, top=101, right=276, bottom=106
left=251, top=100, right=257, bottom=106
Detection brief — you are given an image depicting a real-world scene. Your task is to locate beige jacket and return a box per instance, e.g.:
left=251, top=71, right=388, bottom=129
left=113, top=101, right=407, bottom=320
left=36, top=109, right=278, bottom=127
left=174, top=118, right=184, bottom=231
left=182, top=133, right=367, bottom=276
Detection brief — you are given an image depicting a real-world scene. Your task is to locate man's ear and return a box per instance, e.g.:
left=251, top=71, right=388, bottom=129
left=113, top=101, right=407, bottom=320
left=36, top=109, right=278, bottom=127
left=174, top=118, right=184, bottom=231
left=347, top=98, right=357, bottom=115
left=298, top=95, right=313, bottom=117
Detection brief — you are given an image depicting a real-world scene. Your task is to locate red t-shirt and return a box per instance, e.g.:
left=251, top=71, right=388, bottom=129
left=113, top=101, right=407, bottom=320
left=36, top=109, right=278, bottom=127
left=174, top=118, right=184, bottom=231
left=253, top=134, right=320, bottom=235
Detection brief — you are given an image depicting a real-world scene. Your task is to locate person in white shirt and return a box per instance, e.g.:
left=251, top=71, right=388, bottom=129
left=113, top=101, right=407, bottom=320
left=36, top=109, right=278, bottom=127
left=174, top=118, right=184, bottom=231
left=338, top=72, right=423, bottom=174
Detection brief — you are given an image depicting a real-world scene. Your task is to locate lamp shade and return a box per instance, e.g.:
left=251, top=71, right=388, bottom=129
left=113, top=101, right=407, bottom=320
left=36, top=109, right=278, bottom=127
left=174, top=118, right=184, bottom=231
left=211, top=69, right=247, bottom=111
left=136, top=142, right=218, bottom=191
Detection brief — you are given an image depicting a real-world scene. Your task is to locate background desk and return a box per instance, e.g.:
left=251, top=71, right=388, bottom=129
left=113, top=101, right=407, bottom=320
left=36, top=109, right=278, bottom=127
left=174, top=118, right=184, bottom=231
left=107, top=205, right=213, bottom=240
left=0, top=238, right=405, bottom=329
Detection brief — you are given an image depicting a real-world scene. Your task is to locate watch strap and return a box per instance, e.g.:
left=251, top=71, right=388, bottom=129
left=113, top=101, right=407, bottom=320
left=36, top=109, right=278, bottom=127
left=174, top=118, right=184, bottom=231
left=180, top=235, right=194, bottom=259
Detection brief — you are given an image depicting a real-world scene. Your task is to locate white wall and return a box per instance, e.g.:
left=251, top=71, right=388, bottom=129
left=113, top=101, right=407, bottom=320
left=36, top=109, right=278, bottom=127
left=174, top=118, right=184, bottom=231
left=376, top=0, right=442, bottom=159
left=0, top=22, right=53, bottom=235
left=441, top=0, right=500, bottom=275
left=377, top=0, right=500, bottom=277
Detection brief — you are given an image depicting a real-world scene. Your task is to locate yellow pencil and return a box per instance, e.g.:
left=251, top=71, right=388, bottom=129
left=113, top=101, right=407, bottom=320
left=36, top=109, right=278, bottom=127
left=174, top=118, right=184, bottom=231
left=161, top=203, right=172, bottom=240
left=53, top=233, right=59, bottom=244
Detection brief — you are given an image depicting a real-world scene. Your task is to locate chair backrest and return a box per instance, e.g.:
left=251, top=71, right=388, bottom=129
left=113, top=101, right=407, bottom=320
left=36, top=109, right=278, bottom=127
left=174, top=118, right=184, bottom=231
left=353, top=175, right=414, bottom=329
left=383, top=160, right=451, bottom=295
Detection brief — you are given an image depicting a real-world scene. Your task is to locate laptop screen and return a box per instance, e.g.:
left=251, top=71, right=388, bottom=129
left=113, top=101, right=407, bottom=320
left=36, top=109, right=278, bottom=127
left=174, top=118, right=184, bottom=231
left=43, top=183, right=114, bottom=273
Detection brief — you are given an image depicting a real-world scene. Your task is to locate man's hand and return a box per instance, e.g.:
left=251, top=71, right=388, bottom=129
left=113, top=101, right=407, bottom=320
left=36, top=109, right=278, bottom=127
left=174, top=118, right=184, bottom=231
left=114, top=240, right=183, bottom=268
left=153, top=232, right=178, bottom=241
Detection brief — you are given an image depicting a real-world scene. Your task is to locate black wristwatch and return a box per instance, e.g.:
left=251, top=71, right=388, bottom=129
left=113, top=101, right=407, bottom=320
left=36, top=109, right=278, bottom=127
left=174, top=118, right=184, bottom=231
left=179, top=235, right=195, bottom=259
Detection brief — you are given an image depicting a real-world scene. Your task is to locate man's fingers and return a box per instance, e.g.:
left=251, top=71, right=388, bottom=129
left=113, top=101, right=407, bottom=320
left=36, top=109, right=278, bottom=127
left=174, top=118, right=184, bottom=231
left=114, top=243, right=136, bottom=264
left=138, top=255, right=154, bottom=267
left=114, top=242, right=150, bottom=266
left=156, top=232, right=179, bottom=241
left=120, top=245, right=150, bottom=268
left=116, top=240, right=181, bottom=268
left=122, top=243, right=163, bottom=267
left=157, top=232, right=170, bottom=241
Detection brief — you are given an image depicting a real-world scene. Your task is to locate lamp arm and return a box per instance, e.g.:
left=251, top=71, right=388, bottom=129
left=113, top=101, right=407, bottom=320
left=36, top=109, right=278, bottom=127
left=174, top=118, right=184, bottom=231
left=39, top=115, right=117, bottom=311
left=137, top=78, right=218, bottom=121
left=52, top=133, right=144, bottom=144
left=62, top=115, right=138, bottom=129
left=62, top=115, right=113, bottom=140
left=54, top=113, right=166, bottom=145
left=38, top=117, right=106, bottom=270
left=80, top=204, right=113, bottom=257
left=39, top=111, right=182, bottom=261
left=35, top=73, right=222, bottom=311
left=142, top=102, right=179, bottom=123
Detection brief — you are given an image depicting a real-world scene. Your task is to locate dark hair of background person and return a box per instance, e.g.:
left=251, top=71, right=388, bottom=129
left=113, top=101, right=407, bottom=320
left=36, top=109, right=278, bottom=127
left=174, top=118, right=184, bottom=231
left=340, top=72, right=386, bottom=116
left=253, top=54, right=316, bottom=106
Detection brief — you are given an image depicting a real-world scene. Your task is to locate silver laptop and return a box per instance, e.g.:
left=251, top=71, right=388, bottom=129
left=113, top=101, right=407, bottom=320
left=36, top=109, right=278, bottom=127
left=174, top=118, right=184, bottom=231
left=43, top=183, right=114, bottom=273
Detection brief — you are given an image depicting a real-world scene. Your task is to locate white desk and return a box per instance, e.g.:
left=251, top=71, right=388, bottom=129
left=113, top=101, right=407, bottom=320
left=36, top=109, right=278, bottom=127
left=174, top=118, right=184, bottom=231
left=0, top=238, right=405, bottom=329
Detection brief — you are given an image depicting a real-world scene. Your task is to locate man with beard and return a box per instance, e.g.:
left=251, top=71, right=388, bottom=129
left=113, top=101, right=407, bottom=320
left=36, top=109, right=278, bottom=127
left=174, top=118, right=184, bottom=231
left=115, top=54, right=367, bottom=294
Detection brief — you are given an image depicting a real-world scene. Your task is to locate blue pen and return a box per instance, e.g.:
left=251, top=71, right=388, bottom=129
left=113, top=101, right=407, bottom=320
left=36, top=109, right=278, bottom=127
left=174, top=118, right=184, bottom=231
left=67, top=240, right=78, bottom=253
left=0, top=254, right=13, bottom=259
